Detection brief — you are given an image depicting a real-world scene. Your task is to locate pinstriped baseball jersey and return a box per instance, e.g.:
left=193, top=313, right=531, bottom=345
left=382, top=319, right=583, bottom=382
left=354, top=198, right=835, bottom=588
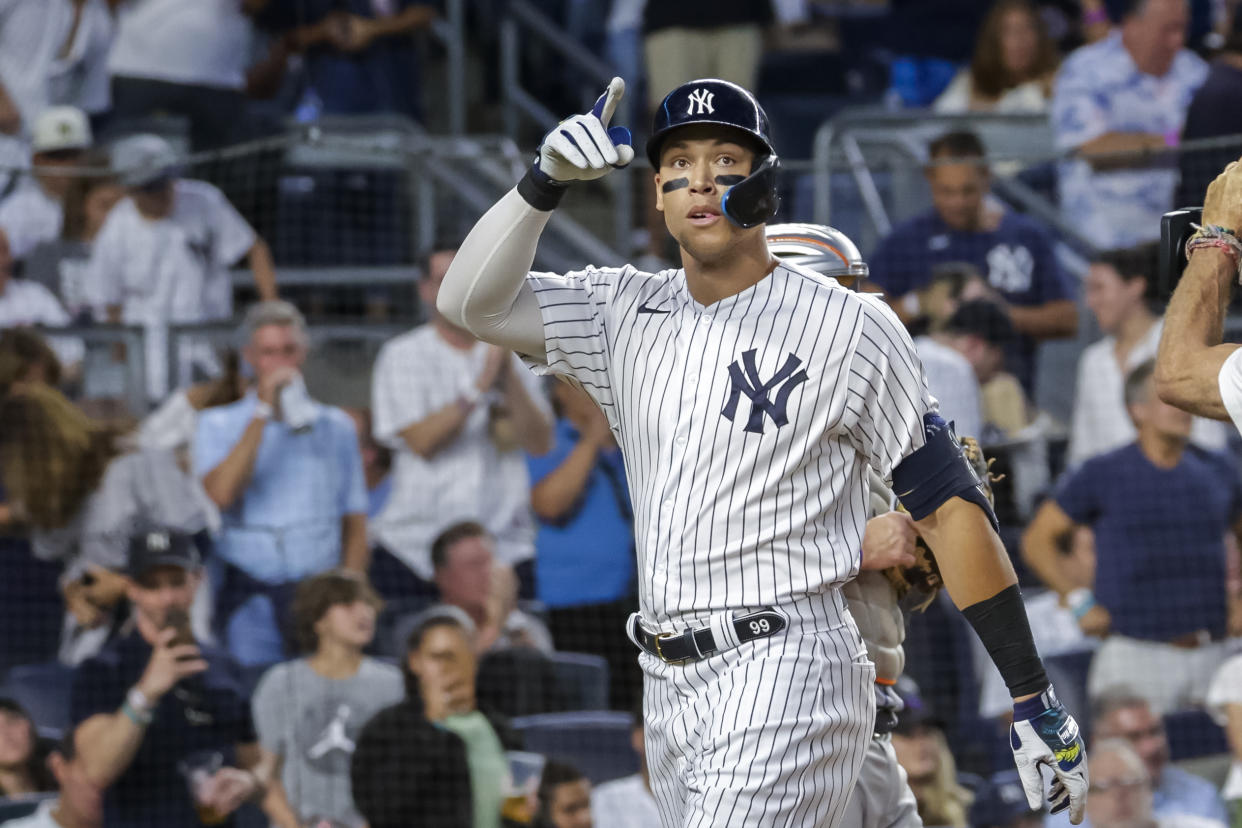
left=521, top=261, right=935, bottom=625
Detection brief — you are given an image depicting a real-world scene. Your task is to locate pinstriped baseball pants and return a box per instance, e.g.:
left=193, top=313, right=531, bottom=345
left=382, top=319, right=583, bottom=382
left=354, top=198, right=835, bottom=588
left=640, top=590, right=875, bottom=827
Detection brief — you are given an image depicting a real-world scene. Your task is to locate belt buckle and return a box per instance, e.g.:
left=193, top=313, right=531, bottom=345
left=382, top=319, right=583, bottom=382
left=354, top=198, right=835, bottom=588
left=653, top=631, right=688, bottom=664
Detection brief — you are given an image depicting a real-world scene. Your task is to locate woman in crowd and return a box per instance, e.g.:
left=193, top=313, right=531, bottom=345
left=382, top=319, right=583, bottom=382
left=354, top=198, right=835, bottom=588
left=935, top=0, right=1060, bottom=113
left=535, top=761, right=592, bottom=828
left=0, top=698, right=54, bottom=798
left=0, top=384, right=213, bottom=663
left=890, top=703, right=975, bottom=827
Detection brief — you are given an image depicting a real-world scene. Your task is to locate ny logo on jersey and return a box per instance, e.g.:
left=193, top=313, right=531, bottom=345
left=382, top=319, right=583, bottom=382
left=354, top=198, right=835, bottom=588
left=686, top=89, right=715, bottom=116
left=721, top=350, right=808, bottom=434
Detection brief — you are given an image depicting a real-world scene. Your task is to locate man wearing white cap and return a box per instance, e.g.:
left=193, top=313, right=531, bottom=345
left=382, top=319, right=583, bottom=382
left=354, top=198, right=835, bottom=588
left=87, top=133, right=278, bottom=401
left=0, top=106, right=93, bottom=262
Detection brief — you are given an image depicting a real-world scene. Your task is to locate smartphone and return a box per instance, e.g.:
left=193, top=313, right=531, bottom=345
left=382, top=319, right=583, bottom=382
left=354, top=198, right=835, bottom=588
left=164, top=607, right=195, bottom=653
left=1158, top=207, right=1202, bottom=299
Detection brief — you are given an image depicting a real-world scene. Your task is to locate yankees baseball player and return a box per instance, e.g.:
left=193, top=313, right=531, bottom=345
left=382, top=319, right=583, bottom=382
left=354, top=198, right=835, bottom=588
left=437, top=77, right=1088, bottom=826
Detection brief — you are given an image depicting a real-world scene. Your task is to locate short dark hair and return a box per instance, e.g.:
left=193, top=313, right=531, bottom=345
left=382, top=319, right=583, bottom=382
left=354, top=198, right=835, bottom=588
left=928, top=131, right=987, bottom=163
left=537, top=759, right=586, bottom=817
left=1123, top=360, right=1156, bottom=409
left=430, top=520, right=489, bottom=571
left=944, top=300, right=1016, bottom=346
left=1093, top=243, right=1158, bottom=285
left=403, top=605, right=476, bottom=654
left=291, top=570, right=383, bottom=653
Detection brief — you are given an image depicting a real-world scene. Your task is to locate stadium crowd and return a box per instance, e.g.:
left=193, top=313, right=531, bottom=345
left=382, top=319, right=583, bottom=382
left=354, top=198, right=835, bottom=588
left=2, top=0, right=1242, bottom=827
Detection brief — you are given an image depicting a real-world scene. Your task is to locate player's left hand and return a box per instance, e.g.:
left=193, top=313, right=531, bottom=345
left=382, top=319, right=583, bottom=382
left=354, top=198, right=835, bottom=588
left=1010, top=687, right=1088, bottom=823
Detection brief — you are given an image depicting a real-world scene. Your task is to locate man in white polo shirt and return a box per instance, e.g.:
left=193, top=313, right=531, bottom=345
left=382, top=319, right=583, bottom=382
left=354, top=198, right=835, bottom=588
left=88, top=134, right=277, bottom=401
left=0, top=106, right=92, bottom=262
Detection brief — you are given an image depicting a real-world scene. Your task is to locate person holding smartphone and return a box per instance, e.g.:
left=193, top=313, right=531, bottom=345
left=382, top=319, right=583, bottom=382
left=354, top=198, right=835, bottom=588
left=68, top=526, right=277, bottom=828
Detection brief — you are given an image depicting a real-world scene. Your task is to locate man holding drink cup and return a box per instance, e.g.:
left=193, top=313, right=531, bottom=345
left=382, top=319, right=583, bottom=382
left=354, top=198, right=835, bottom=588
left=67, top=527, right=276, bottom=827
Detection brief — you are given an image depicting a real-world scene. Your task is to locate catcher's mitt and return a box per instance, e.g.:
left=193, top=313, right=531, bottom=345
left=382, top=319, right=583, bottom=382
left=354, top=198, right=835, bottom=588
left=884, top=435, right=998, bottom=611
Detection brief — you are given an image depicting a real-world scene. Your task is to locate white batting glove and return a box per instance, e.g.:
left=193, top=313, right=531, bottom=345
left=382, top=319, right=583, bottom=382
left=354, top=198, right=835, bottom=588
left=534, top=77, right=635, bottom=184
left=1010, top=686, right=1089, bottom=823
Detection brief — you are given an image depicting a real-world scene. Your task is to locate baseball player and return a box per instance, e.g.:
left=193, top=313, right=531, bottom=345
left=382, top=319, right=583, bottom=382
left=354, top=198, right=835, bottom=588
left=437, top=77, right=1088, bottom=826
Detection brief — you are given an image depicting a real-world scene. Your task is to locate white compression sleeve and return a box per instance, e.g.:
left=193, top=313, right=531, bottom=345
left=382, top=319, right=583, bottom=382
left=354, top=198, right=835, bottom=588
left=436, top=187, right=552, bottom=360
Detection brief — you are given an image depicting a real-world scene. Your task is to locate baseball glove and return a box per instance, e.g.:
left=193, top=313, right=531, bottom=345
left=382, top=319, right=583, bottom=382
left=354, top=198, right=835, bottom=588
left=883, top=435, right=998, bottom=612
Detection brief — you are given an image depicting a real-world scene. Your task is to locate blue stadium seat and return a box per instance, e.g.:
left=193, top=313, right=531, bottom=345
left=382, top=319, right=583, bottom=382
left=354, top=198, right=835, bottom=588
left=511, top=711, right=638, bottom=784
left=0, top=661, right=74, bottom=733
left=0, top=793, right=56, bottom=822
left=549, top=652, right=609, bottom=711
left=1163, top=709, right=1230, bottom=762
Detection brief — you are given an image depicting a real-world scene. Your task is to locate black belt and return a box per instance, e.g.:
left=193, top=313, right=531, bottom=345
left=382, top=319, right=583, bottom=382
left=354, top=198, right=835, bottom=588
left=630, top=608, right=787, bottom=664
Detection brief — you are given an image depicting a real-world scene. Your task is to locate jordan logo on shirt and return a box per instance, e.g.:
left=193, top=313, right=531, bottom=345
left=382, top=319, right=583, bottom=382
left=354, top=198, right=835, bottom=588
left=722, top=350, right=808, bottom=434
left=307, top=705, right=356, bottom=760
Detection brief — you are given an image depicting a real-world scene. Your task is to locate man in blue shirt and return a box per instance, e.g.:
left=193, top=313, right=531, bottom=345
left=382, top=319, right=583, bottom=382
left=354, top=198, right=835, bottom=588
left=527, top=378, right=637, bottom=709
left=1022, top=359, right=1242, bottom=715
left=69, top=527, right=276, bottom=828
left=868, top=130, right=1077, bottom=392
left=195, top=301, right=369, bottom=666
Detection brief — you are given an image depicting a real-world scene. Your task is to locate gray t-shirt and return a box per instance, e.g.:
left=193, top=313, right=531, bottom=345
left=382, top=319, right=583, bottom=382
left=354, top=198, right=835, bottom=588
left=252, top=657, right=405, bottom=827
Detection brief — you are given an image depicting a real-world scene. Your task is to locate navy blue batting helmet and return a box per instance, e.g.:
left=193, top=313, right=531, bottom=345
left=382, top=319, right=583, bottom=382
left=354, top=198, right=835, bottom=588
left=647, top=79, right=780, bottom=229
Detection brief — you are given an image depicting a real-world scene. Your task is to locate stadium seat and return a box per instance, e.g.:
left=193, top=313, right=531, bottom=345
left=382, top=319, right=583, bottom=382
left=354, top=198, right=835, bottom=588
left=549, top=651, right=609, bottom=711
left=0, top=661, right=74, bottom=733
left=1163, top=709, right=1230, bottom=762
left=478, top=648, right=567, bottom=718
left=510, top=711, right=638, bottom=784
left=0, top=793, right=56, bottom=822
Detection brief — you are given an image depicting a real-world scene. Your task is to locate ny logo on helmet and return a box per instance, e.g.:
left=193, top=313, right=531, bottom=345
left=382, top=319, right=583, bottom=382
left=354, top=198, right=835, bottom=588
left=722, top=350, right=808, bottom=434
left=686, top=89, right=715, bottom=116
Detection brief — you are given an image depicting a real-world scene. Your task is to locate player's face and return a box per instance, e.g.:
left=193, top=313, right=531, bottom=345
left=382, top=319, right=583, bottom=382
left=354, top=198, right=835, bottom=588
left=1085, top=750, right=1152, bottom=828
left=316, top=599, right=378, bottom=651
left=654, top=127, right=762, bottom=265
left=547, top=779, right=593, bottom=828
left=127, top=565, right=200, bottom=631
left=926, top=162, right=988, bottom=232
left=1085, top=263, right=1145, bottom=335
left=246, top=322, right=307, bottom=382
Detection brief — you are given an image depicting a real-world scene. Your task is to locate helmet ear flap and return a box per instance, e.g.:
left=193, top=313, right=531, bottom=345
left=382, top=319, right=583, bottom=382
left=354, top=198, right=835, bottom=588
left=721, top=155, right=781, bottom=229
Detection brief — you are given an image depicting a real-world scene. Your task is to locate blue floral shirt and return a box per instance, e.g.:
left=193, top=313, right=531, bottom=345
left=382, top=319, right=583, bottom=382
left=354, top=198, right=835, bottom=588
left=1052, top=31, right=1207, bottom=248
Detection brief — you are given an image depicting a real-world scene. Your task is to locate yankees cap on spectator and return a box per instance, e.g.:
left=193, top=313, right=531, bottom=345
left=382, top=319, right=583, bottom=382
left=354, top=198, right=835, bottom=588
left=112, top=133, right=182, bottom=188
left=127, top=527, right=201, bottom=578
left=31, top=106, right=92, bottom=154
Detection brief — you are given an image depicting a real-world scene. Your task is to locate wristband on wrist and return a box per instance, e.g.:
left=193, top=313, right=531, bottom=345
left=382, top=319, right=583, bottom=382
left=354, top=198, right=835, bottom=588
left=253, top=400, right=274, bottom=421
left=1065, top=587, right=1096, bottom=621
left=126, top=686, right=153, bottom=714
left=517, top=167, right=568, bottom=211
left=121, top=697, right=153, bottom=727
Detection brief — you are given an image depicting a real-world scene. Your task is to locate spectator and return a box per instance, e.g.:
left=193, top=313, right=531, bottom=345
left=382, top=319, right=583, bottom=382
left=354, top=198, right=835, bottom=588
left=353, top=606, right=517, bottom=828
left=535, top=761, right=592, bottom=828
left=370, top=247, right=552, bottom=602
left=591, top=706, right=659, bottom=828
left=194, top=301, right=368, bottom=666
left=0, top=328, right=61, bottom=398
left=22, top=150, right=123, bottom=322
left=885, top=0, right=993, bottom=107
left=343, top=408, right=392, bottom=519
left=975, top=526, right=1095, bottom=720
left=69, top=527, right=276, bottom=828
left=528, top=378, right=638, bottom=708
left=0, top=231, right=83, bottom=378
left=106, top=0, right=260, bottom=150
left=0, top=700, right=55, bottom=798
left=0, top=384, right=214, bottom=664
left=431, top=522, right=553, bottom=655
left=251, top=570, right=404, bottom=828
left=970, top=770, right=1042, bottom=828
left=252, top=1, right=437, bottom=123
left=1023, top=361, right=1242, bottom=715
left=89, top=134, right=278, bottom=401
left=934, top=0, right=1060, bottom=114
left=889, top=690, right=974, bottom=828
left=1051, top=0, right=1207, bottom=249
left=869, top=131, right=1077, bottom=392
left=0, top=106, right=93, bottom=262
left=940, top=300, right=1030, bottom=437
left=1068, top=244, right=1226, bottom=467
left=1080, top=738, right=1226, bottom=828
left=0, top=728, right=102, bottom=828
left=1176, top=11, right=1242, bottom=208
left=1206, top=655, right=1242, bottom=821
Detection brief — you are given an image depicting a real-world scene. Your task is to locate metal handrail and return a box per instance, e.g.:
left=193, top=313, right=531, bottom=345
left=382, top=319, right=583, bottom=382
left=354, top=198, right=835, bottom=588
left=35, top=325, right=147, bottom=415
